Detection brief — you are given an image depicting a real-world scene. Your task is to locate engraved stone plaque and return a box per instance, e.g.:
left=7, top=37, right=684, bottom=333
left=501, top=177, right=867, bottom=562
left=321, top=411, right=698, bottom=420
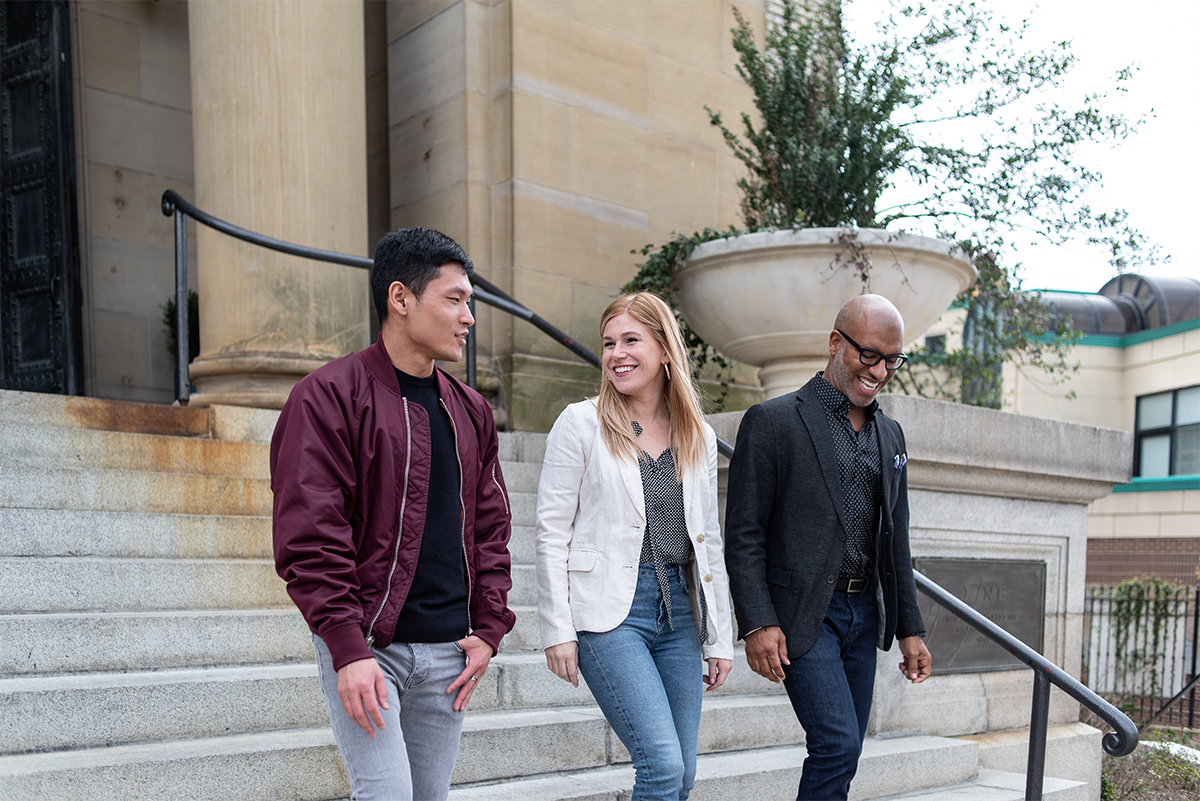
left=914, top=557, right=1046, bottom=674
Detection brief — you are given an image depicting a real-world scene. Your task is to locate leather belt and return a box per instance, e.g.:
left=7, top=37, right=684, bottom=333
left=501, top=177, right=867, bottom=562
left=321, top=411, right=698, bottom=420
left=835, top=577, right=868, bottom=593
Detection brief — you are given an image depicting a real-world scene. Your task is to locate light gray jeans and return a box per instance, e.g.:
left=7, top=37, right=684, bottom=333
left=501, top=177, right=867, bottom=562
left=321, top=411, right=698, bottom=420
left=313, top=634, right=467, bottom=801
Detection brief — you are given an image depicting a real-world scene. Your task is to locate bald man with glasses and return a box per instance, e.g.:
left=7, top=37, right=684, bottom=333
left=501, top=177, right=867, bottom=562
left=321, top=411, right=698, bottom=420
left=725, top=294, right=932, bottom=801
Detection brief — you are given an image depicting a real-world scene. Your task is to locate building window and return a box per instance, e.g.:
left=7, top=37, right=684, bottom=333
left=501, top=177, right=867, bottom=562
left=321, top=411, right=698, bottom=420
left=925, top=334, right=945, bottom=355
left=1135, top=386, right=1200, bottom=477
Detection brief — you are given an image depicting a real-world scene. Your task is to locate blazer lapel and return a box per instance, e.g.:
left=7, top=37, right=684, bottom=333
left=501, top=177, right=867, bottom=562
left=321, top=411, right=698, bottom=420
left=616, top=451, right=646, bottom=525
left=796, top=384, right=852, bottom=538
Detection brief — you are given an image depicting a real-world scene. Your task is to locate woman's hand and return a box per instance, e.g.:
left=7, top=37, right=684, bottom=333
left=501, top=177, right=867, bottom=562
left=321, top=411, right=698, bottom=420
left=703, top=657, right=733, bottom=691
left=545, top=641, right=580, bottom=687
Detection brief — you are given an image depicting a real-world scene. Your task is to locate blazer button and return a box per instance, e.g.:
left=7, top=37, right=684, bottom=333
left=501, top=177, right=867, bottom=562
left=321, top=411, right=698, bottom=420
left=827, top=575, right=835, bottom=584
left=839, top=534, right=846, bottom=542
left=696, top=534, right=705, bottom=543
left=704, top=574, right=713, bottom=582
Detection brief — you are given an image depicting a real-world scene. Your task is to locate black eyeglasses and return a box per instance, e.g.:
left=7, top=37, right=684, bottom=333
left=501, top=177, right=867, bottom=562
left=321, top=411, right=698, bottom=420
left=836, top=329, right=908, bottom=370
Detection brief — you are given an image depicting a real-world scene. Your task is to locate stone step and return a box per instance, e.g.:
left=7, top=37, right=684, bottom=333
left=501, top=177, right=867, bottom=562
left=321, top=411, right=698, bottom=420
left=481, top=649, right=786, bottom=711
left=448, top=735, right=981, bottom=800
left=454, top=694, right=803, bottom=785
left=498, top=461, right=541, bottom=494
left=0, top=727, right=348, bottom=801
left=508, top=525, right=535, bottom=563
left=0, top=389, right=218, bottom=437
left=0, top=556, right=288, bottom=613
left=0, top=508, right=272, bottom=559
left=510, top=490, right=536, bottom=529
left=0, top=467, right=271, bottom=516
left=871, top=769, right=1087, bottom=801
left=500, top=604, right=541, bottom=652
left=0, top=664, right=327, bottom=753
left=0, top=608, right=313, bottom=675
left=0, top=423, right=269, bottom=477
left=497, top=431, right=548, bottom=466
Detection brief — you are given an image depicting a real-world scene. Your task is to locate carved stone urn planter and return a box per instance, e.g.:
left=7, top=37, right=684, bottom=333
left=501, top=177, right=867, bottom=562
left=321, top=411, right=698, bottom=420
left=677, top=229, right=977, bottom=399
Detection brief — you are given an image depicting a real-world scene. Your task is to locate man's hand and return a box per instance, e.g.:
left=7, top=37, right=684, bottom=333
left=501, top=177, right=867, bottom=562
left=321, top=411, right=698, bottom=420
left=704, top=658, right=733, bottom=691
left=447, top=634, right=494, bottom=712
left=744, top=626, right=790, bottom=683
left=898, top=636, right=931, bottom=684
left=545, top=641, right=580, bottom=687
left=337, top=657, right=390, bottom=737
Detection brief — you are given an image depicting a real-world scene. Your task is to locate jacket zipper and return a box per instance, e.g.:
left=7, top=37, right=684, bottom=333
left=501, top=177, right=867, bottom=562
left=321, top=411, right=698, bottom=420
left=367, top=397, right=412, bottom=649
left=441, top=399, right=472, bottom=633
left=491, top=463, right=509, bottom=516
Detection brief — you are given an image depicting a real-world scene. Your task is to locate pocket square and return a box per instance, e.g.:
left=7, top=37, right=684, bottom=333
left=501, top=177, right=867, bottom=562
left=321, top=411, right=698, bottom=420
left=894, top=453, right=907, bottom=469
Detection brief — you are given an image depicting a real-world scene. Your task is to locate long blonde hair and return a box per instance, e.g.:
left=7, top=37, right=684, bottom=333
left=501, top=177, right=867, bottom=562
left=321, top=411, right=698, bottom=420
left=596, top=292, right=707, bottom=474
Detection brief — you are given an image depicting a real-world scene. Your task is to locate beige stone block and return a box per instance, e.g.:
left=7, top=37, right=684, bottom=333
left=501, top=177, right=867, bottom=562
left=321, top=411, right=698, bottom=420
left=1136, top=490, right=1185, bottom=514
left=1089, top=492, right=1136, bottom=515
left=88, top=164, right=144, bottom=244
left=89, top=238, right=175, bottom=319
left=390, top=1, right=465, bottom=123
left=511, top=92, right=572, bottom=190
left=639, top=132, right=719, bottom=223
left=489, top=1, right=512, bottom=95
left=464, top=180, right=493, bottom=266
left=717, top=152, right=749, bottom=229
left=367, top=151, right=391, bottom=247
left=80, top=10, right=139, bottom=96
left=649, top=53, right=749, bottom=150
left=139, top=28, right=190, bottom=110
left=85, top=88, right=194, bottom=182
left=390, top=93, right=468, bottom=208
left=511, top=187, right=649, bottom=284
left=490, top=185, right=514, bottom=272
left=573, top=0, right=721, bottom=70
left=143, top=175, right=197, bottom=250
left=465, top=90, right=493, bottom=185
left=570, top=110, right=653, bottom=209
left=92, top=309, right=151, bottom=391
left=392, top=184, right=469, bottom=247
left=1160, top=514, right=1200, bottom=539
left=504, top=353, right=601, bottom=432
left=1085, top=514, right=1113, bottom=539
left=512, top=2, right=649, bottom=127
left=490, top=92, right=513, bottom=184
left=387, top=0, right=459, bottom=42
left=79, top=0, right=189, bottom=38
left=1184, top=491, right=1200, bottom=513
left=465, top=0, right=492, bottom=96
left=511, top=268, right=572, bottom=356
left=1110, top=513, right=1160, bottom=539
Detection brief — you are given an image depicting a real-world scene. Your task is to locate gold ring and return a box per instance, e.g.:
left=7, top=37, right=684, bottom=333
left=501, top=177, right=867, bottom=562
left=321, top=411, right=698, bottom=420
left=469, top=676, right=478, bottom=683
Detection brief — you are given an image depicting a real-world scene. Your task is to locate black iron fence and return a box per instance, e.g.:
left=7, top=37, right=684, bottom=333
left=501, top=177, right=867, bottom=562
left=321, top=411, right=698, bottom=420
left=1083, top=582, right=1200, bottom=730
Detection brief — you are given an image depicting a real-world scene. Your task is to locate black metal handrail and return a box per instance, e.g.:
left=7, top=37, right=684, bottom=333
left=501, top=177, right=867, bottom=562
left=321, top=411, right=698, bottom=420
left=916, top=572, right=1138, bottom=800
left=158, top=190, right=731, bottom=457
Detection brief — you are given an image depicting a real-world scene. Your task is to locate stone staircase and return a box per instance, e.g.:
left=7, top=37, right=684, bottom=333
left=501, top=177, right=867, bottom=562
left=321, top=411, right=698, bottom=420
left=0, top=389, right=1091, bottom=800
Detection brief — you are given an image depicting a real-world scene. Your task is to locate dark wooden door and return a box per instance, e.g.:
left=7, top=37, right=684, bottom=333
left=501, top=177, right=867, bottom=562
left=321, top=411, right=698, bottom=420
left=1, top=0, right=82, bottom=394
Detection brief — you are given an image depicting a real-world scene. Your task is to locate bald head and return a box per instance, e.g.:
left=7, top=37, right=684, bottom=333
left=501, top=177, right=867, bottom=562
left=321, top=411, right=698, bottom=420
left=833, top=294, right=905, bottom=339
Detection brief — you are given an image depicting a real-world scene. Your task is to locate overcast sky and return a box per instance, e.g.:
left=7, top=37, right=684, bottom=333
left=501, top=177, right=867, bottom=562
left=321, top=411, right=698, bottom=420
left=847, top=0, right=1197, bottom=293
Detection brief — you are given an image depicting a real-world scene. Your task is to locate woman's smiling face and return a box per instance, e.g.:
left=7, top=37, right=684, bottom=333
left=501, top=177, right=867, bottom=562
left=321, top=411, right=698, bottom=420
left=601, top=312, right=669, bottom=403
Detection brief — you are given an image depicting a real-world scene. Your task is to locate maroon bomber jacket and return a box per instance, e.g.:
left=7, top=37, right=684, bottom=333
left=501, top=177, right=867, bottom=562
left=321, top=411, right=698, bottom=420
left=270, top=337, right=515, bottom=671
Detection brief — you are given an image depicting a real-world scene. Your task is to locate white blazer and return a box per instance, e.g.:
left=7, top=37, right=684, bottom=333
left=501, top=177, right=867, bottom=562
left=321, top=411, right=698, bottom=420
left=535, top=399, right=734, bottom=661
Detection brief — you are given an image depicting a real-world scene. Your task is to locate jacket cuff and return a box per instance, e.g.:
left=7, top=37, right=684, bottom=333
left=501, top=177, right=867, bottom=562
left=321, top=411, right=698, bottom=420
left=471, top=612, right=514, bottom=655
left=321, top=623, right=373, bottom=671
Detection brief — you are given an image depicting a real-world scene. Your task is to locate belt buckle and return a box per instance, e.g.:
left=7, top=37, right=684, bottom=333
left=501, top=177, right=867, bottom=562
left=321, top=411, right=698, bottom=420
left=846, top=577, right=867, bottom=594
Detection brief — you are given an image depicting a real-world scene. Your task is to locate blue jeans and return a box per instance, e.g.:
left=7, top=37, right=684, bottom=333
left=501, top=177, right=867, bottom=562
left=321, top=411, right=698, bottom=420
left=782, top=588, right=878, bottom=801
left=313, top=635, right=466, bottom=801
left=577, top=563, right=704, bottom=801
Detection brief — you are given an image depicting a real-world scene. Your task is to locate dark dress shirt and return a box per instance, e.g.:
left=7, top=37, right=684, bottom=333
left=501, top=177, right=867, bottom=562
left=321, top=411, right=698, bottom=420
left=812, top=373, right=882, bottom=580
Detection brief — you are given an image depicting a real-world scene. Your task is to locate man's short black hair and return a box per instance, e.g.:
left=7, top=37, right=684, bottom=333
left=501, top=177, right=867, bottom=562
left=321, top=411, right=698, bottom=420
left=371, top=227, right=474, bottom=322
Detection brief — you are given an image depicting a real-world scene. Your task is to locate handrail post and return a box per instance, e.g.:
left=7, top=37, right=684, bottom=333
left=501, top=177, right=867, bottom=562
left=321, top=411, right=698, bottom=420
left=466, top=296, right=477, bottom=390
left=1026, top=670, right=1050, bottom=801
left=173, top=204, right=189, bottom=405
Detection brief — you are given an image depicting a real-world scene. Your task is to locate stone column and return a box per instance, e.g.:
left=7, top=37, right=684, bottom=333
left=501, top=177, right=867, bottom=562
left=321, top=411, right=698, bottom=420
left=186, top=1, right=368, bottom=409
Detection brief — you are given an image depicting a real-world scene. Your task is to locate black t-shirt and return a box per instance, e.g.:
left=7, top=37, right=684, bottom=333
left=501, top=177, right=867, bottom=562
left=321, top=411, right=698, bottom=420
left=391, top=368, right=470, bottom=644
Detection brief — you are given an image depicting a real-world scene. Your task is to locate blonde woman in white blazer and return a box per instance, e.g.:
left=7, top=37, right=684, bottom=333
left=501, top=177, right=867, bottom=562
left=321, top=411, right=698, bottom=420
left=535, top=292, right=734, bottom=801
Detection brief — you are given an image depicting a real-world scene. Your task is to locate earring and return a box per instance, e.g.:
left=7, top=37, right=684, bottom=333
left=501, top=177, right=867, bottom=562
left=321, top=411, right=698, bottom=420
left=664, top=363, right=671, bottom=381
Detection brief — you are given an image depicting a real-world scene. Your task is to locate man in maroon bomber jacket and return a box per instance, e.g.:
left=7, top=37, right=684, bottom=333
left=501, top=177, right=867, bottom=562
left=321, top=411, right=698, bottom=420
left=271, top=228, right=515, bottom=801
